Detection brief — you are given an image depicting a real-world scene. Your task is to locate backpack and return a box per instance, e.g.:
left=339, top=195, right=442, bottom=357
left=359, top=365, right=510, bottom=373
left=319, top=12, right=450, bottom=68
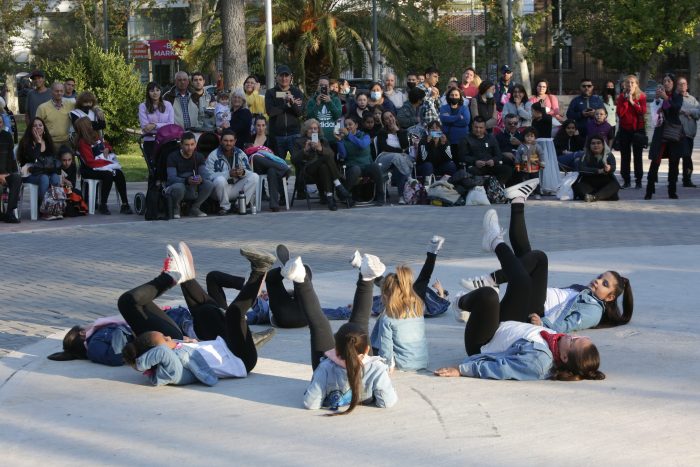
left=144, top=183, right=172, bottom=221
left=402, top=178, right=425, bottom=205
left=427, top=180, right=462, bottom=206
left=39, top=186, right=67, bottom=217
left=485, top=176, right=508, bottom=204
left=63, top=188, right=87, bottom=217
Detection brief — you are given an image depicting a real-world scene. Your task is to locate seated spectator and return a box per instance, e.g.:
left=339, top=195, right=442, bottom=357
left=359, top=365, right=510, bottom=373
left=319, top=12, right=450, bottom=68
left=439, top=87, right=470, bottom=155
left=336, top=78, right=355, bottom=110
left=530, top=103, right=553, bottom=138
left=572, top=135, right=620, bottom=202
left=166, top=132, right=214, bottom=218
left=529, top=79, right=565, bottom=123
left=36, top=81, right=75, bottom=148
left=348, top=91, right=371, bottom=120
left=514, top=127, right=544, bottom=197
left=368, top=82, right=397, bottom=115
left=205, top=129, right=257, bottom=215
left=566, top=78, right=604, bottom=138
left=460, top=67, right=481, bottom=100
left=58, top=145, right=79, bottom=194
left=458, top=116, right=512, bottom=185
left=375, top=110, right=414, bottom=201
left=586, top=108, right=615, bottom=145
left=336, top=114, right=385, bottom=206
left=305, top=77, right=343, bottom=142
left=70, top=91, right=106, bottom=134
left=502, top=84, right=532, bottom=129
left=554, top=119, right=585, bottom=170
left=230, top=88, right=252, bottom=150
left=362, top=110, right=381, bottom=140
left=469, top=81, right=498, bottom=131
left=417, top=120, right=456, bottom=179
left=292, top=118, right=352, bottom=211
left=0, top=128, right=20, bottom=223
left=397, top=87, right=424, bottom=130
left=74, top=117, right=132, bottom=215
left=245, top=116, right=291, bottom=212
left=17, top=117, right=61, bottom=208
left=496, top=113, right=523, bottom=164
left=138, top=82, right=175, bottom=161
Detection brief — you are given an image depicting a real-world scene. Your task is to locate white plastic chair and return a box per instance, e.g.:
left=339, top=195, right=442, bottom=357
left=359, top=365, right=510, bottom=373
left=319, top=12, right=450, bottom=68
left=82, top=179, right=102, bottom=215
left=21, top=183, right=39, bottom=220
left=256, top=174, right=290, bottom=212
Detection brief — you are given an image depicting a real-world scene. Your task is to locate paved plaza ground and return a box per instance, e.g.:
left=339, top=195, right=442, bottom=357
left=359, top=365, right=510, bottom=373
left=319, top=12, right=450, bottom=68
left=1, top=154, right=699, bottom=465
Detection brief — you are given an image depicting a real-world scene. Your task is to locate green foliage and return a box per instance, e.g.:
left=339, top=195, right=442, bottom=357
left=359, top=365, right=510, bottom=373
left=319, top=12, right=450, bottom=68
left=0, top=0, right=46, bottom=75
left=402, top=21, right=470, bottom=79
left=42, top=41, right=144, bottom=150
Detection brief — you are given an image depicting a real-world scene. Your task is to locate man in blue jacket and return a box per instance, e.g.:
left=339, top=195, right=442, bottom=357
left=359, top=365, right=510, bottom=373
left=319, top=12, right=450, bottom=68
left=566, top=78, right=604, bottom=138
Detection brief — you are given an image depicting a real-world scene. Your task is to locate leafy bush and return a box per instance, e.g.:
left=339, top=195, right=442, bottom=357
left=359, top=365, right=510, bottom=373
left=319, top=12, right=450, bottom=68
left=42, top=40, right=144, bottom=150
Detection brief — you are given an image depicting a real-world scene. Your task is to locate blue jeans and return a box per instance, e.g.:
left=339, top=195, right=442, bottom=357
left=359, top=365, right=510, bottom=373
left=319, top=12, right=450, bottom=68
left=23, top=173, right=61, bottom=201
left=275, top=134, right=299, bottom=159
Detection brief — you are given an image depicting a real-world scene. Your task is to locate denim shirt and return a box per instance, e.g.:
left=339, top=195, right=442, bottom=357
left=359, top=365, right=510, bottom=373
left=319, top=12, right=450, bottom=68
left=135, top=344, right=218, bottom=387
left=85, top=324, right=132, bottom=367
left=370, top=314, right=428, bottom=371
left=303, top=356, right=398, bottom=410
left=542, top=288, right=604, bottom=333
left=458, top=339, right=553, bottom=380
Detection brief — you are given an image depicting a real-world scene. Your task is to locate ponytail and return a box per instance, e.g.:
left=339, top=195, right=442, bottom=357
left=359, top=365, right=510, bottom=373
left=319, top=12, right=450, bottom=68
left=551, top=341, right=606, bottom=381
left=596, top=272, right=634, bottom=328
left=327, top=323, right=368, bottom=416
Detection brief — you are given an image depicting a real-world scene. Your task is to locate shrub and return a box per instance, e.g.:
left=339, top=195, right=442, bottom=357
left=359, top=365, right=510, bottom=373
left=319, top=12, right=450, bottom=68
left=42, top=40, right=144, bottom=150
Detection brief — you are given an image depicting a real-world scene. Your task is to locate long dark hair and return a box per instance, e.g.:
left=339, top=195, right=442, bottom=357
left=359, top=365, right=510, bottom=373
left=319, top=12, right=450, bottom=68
left=18, top=117, right=55, bottom=164
left=478, top=80, right=494, bottom=98
left=145, top=82, right=165, bottom=114
left=327, top=323, right=368, bottom=416
left=552, top=342, right=606, bottom=381
left=122, top=332, right=159, bottom=367
left=509, top=83, right=529, bottom=103
left=601, top=80, right=616, bottom=104
left=595, top=271, right=634, bottom=327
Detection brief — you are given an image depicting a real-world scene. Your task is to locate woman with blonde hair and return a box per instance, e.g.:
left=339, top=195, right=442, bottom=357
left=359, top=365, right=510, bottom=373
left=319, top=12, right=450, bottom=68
left=616, top=74, right=647, bottom=189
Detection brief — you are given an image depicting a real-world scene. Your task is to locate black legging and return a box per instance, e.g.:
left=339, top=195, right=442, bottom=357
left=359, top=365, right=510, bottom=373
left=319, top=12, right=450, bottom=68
left=265, top=267, right=309, bottom=328
left=81, top=166, right=128, bottom=207
left=205, top=270, right=245, bottom=309
left=295, top=270, right=374, bottom=370
left=457, top=204, right=548, bottom=355
left=413, top=252, right=436, bottom=303
left=573, top=174, right=620, bottom=200
left=117, top=273, right=185, bottom=339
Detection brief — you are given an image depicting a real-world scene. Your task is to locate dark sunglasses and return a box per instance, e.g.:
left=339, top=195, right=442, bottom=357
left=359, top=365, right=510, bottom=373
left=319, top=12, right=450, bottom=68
left=581, top=84, right=593, bottom=88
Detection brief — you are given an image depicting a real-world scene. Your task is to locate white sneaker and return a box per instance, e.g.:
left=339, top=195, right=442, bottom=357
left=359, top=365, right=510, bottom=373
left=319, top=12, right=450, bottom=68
left=172, top=213, right=181, bottom=219
left=361, top=254, right=386, bottom=281
left=481, top=209, right=504, bottom=253
left=398, top=198, right=406, bottom=205
left=350, top=250, right=362, bottom=269
left=163, top=244, right=186, bottom=284
left=428, top=235, right=445, bottom=254
left=451, top=291, right=471, bottom=323
left=178, top=241, right=196, bottom=281
left=461, top=275, right=498, bottom=292
left=281, top=256, right=306, bottom=283
left=505, top=178, right=540, bottom=201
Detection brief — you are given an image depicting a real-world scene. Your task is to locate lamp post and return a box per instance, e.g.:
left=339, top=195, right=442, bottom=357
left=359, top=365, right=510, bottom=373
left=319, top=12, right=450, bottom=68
left=265, top=0, right=274, bottom=90
left=372, top=0, right=379, bottom=82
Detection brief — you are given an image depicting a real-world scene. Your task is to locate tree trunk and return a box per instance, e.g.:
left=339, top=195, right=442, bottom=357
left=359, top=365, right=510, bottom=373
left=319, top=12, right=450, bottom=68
left=221, top=0, right=248, bottom=89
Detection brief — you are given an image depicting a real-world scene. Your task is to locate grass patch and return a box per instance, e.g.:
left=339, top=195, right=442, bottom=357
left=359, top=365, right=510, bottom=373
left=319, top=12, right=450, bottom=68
left=119, top=141, right=148, bottom=182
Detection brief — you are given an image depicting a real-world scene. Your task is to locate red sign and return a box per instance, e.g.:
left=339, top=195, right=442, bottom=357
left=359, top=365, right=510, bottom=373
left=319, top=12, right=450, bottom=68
left=129, top=40, right=185, bottom=61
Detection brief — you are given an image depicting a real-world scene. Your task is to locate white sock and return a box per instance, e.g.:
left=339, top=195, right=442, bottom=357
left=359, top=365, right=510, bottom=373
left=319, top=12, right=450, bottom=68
left=333, top=179, right=342, bottom=187
left=491, top=236, right=504, bottom=252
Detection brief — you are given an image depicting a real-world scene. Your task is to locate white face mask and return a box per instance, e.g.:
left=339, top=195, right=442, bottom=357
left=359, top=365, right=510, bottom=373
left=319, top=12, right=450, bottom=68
left=485, top=92, right=494, bottom=99
left=370, top=91, right=382, bottom=100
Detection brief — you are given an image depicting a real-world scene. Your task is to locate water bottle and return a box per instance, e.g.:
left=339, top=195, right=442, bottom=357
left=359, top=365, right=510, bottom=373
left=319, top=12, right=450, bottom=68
left=237, top=191, right=246, bottom=215
left=251, top=203, right=257, bottom=215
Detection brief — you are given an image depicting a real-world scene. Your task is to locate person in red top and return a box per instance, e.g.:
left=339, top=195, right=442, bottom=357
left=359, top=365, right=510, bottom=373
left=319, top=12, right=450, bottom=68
left=616, top=74, right=647, bottom=189
left=74, top=117, right=133, bottom=214
left=459, top=67, right=481, bottom=100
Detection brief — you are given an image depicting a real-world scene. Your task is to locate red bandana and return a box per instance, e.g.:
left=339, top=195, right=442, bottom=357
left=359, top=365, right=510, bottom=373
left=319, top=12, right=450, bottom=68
left=540, top=331, right=566, bottom=366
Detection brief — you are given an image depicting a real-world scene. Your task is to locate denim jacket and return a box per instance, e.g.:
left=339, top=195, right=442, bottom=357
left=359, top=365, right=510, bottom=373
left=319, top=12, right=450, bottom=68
left=370, top=314, right=428, bottom=371
left=86, top=324, right=132, bottom=367
left=135, top=344, right=218, bottom=387
left=542, top=288, right=604, bottom=333
left=458, top=339, right=553, bottom=380
left=303, top=356, right=398, bottom=410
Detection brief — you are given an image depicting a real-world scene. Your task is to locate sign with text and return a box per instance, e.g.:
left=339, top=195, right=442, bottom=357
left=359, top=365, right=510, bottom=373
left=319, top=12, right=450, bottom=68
left=129, top=40, right=185, bottom=61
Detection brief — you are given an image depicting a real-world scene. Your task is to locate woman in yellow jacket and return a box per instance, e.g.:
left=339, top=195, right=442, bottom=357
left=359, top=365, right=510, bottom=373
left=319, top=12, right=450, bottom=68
left=244, top=75, right=267, bottom=118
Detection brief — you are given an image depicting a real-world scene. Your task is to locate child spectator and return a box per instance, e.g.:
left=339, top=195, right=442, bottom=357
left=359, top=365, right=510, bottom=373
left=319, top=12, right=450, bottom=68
left=515, top=127, right=544, bottom=199
left=215, top=91, right=231, bottom=131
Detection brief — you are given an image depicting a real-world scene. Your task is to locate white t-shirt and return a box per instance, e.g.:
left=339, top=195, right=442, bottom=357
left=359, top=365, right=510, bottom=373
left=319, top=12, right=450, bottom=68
left=543, top=288, right=578, bottom=324
left=184, top=336, right=247, bottom=378
left=386, top=133, right=401, bottom=149
left=480, top=321, right=548, bottom=354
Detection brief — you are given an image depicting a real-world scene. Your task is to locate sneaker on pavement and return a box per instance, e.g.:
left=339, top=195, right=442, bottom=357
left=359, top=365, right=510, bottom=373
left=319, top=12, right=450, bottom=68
left=190, top=207, right=207, bottom=217
left=350, top=250, right=362, bottom=269
left=481, top=209, right=504, bottom=253
left=428, top=235, right=445, bottom=254
left=281, top=256, right=306, bottom=283
left=361, top=254, right=386, bottom=281
left=451, top=291, right=471, bottom=323
left=164, top=244, right=186, bottom=284
left=252, top=328, right=276, bottom=349
left=178, top=241, right=196, bottom=281
left=505, top=178, right=540, bottom=201
left=461, top=275, right=498, bottom=292
left=240, top=248, right=276, bottom=273
left=276, top=244, right=290, bottom=266
left=172, top=213, right=181, bottom=219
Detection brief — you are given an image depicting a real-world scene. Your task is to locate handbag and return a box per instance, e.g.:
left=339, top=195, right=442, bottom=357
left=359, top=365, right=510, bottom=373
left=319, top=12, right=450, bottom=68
left=662, top=122, right=683, bottom=142
left=632, top=130, right=648, bottom=149
left=39, top=186, right=67, bottom=217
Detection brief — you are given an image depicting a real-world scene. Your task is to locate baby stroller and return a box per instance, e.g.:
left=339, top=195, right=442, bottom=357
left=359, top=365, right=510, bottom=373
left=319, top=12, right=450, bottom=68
left=133, top=124, right=184, bottom=219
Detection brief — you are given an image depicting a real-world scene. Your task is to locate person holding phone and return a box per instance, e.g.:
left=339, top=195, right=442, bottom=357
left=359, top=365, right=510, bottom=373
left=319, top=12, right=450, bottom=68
left=305, top=77, right=342, bottom=142
left=439, top=87, right=470, bottom=157
left=264, top=65, right=304, bottom=160
left=166, top=132, right=214, bottom=218
left=336, top=114, right=385, bottom=206
left=417, top=120, right=456, bottom=179
left=566, top=78, right=604, bottom=138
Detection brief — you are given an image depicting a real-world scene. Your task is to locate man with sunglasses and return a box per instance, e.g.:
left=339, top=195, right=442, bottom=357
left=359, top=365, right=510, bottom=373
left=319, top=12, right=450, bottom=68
left=566, top=78, right=604, bottom=137
left=496, top=113, right=523, bottom=166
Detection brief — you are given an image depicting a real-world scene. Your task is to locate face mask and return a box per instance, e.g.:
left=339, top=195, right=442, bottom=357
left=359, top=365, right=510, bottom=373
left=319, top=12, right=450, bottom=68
left=370, top=91, right=382, bottom=100
left=342, top=88, right=351, bottom=94
left=406, top=82, right=416, bottom=90
left=80, top=106, right=92, bottom=113
left=485, top=92, right=494, bottom=99
left=447, top=97, right=460, bottom=105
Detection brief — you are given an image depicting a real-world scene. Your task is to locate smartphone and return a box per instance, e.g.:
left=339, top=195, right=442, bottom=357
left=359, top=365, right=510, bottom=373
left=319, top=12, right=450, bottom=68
left=192, top=175, right=201, bottom=182
left=430, top=130, right=442, bottom=138
left=320, top=85, right=328, bottom=95
left=311, top=132, right=319, bottom=143
left=276, top=91, right=287, bottom=99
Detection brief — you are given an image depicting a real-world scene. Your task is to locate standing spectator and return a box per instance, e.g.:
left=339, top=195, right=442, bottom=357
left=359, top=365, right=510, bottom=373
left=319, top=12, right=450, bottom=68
left=230, top=88, right=252, bottom=149
left=397, top=87, right=424, bottom=130
left=36, top=82, right=75, bottom=148
left=243, top=75, right=267, bottom=117
left=139, top=82, right=175, bottom=161
left=458, top=116, right=512, bottom=185
left=190, top=71, right=215, bottom=131
left=265, top=65, right=304, bottom=159
left=165, top=132, right=214, bottom=218
left=18, top=78, right=31, bottom=115
left=530, top=103, right=553, bottom=139
left=529, top=79, right=564, bottom=123
left=646, top=73, right=684, bottom=200
left=494, top=65, right=514, bottom=112
left=17, top=117, right=60, bottom=209
left=403, top=72, right=419, bottom=102
left=70, top=91, right=106, bottom=133
left=25, top=70, right=52, bottom=124
left=368, top=82, right=397, bottom=115
left=383, top=72, right=404, bottom=109
left=469, top=81, right=498, bottom=132
left=418, top=67, right=440, bottom=125
left=163, top=71, right=200, bottom=130
left=336, top=114, right=385, bottom=206
left=459, top=67, right=481, bottom=100
left=63, top=78, right=78, bottom=103
left=305, top=77, right=342, bottom=142
left=206, top=129, right=258, bottom=215
left=0, top=128, right=20, bottom=223
left=0, top=97, right=11, bottom=133
left=586, top=108, right=615, bottom=145
left=337, top=78, right=356, bottom=110
left=502, top=84, right=532, bottom=129
left=616, top=75, right=647, bottom=189
left=566, top=78, right=604, bottom=138
left=677, top=76, right=700, bottom=187
left=439, top=87, right=470, bottom=156
left=601, top=80, right=617, bottom=130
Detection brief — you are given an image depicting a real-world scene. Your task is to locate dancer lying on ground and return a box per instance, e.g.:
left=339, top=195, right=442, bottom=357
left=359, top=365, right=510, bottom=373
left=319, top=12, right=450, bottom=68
left=435, top=203, right=606, bottom=381
left=460, top=186, right=633, bottom=332
left=274, top=245, right=397, bottom=414
left=120, top=243, right=275, bottom=386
